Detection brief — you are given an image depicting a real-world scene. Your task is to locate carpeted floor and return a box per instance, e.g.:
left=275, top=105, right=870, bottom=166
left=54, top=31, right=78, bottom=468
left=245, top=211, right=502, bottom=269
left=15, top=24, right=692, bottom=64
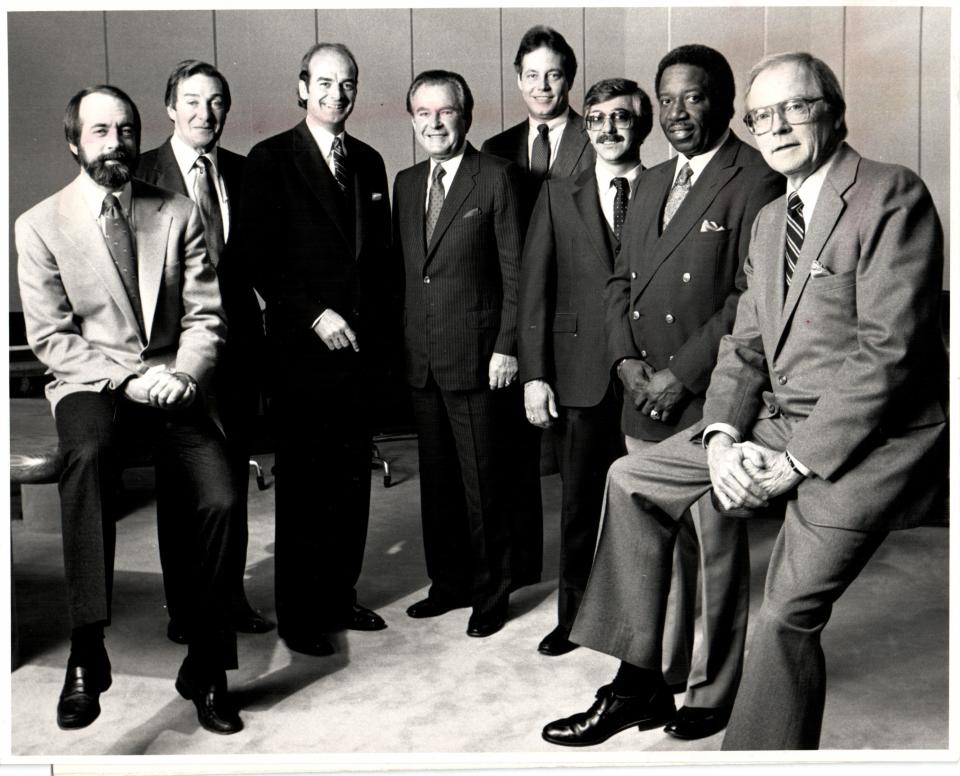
left=8, top=433, right=951, bottom=760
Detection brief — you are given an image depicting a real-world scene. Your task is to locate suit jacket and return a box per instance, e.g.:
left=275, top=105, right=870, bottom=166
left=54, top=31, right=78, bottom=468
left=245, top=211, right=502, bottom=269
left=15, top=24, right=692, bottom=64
left=236, top=120, right=391, bottom=389
left=394, top=143, right=523, bottom=392
left=16, top=176, right=225, bottom=413
left=702, top=143, right=947, bottom=531
left=606, top=133, right=784, bottom=440
left=518, top=166, right=627, bottom=407
left=481, top=110, right=594, bottom=227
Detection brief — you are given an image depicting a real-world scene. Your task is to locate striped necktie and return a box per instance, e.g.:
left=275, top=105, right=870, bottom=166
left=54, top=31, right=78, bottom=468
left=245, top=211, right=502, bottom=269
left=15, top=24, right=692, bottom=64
left=194, top=155, right=225, bottom=266
left=331, top=135, right=349, bottom=194
left=785, top=191, right=805, bottom=286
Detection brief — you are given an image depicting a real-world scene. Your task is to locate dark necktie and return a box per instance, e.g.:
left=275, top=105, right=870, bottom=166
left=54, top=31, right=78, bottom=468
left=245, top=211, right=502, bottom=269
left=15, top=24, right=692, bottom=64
left=425, top=165, right=445, bottom=244
left=101, top=194, right=145, bottom=336
left=530, top=122, right=551, bottom=180
left=612, top=177, right=630, bottom=241
left=331, top=136, right=349, bottom=195
left=785, top=191, right=805, bottom=286
left=194, top=155, right=225, bottom=266
left=662, top=162, right=693, bottom=230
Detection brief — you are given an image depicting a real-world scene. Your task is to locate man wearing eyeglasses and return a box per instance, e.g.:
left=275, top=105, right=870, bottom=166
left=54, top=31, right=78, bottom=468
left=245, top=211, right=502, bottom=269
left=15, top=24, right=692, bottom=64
left=544, top=51, right=946, bottom=751
left=518, top=78, right=652, bottom=658
left=541, top=44, right=782, bottom=746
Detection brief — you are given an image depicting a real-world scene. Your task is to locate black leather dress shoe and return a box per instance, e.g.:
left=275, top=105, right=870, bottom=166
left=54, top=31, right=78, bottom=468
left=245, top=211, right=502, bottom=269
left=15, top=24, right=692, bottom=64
left=542, top=683, right=677, bottom=746
left=166, top=618, right=189, bottom=645
left=538, top=625, right=579, bottom=656
left=466, top=600, right=508, bottom=638
left=57, top=658, right=112, bottom=730
left=406, top=597, right=464, bottom=619
left=663, top=705, right=731, bottom=740
left=340, top=603, right=387, bottom=631
left=175, top=662, right=243, bottom=735
left=281, top=632, right=335, bottom=657
left=231, top=607, right=275, bottom=634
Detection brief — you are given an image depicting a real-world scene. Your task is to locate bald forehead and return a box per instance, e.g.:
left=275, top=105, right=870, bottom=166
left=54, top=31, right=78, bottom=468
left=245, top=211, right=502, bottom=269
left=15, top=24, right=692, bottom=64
left=747, top=61, right=818, bottom=108
left=308, top=49, right=357, bottom=80
left=79, top=91, right=134, bottom=127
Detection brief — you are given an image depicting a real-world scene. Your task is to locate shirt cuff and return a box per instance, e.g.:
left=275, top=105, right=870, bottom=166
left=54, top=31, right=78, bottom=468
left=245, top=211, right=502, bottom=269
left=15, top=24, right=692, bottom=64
left=702, top=422, right=741, bottom=448
left=785, top=449, right=811, bottom=478
left=310, top=308, right=333, bottom=330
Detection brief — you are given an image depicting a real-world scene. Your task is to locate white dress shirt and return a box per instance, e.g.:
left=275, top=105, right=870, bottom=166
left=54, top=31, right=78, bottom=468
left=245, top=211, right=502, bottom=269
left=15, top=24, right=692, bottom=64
left=526, top=109, right=569, bottom=171
left=169, top=132, right=230, bottom=240
left=78, top=172, right=135, bottom=242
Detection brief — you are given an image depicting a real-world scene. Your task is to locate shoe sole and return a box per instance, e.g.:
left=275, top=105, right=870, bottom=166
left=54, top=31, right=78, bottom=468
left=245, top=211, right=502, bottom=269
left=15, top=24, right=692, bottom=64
left=663, top=721, right=729, bottom=740
left=542, top=709, right=677, bottom=747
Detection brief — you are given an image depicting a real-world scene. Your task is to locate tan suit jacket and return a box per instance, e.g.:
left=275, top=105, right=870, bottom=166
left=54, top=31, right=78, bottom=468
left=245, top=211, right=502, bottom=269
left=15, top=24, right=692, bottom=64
left=16, top=175, right=225, bottom=412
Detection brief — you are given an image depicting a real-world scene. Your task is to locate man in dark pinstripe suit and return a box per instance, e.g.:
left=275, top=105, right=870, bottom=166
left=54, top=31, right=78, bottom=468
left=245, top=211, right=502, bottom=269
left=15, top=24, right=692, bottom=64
left=394, top=70, right=524, bottom=639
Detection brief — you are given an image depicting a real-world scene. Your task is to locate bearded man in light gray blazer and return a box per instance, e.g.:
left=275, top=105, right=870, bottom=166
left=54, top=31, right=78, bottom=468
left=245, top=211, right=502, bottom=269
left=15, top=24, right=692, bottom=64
left=542, top=52, right=946, bottom=751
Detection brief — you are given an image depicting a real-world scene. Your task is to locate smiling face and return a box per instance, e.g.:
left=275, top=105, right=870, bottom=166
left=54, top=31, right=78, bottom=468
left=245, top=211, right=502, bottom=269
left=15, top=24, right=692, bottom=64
left=410, top=81, right=467, bottom=161
left=657, top=64, right=728, bottom=157
left=167, top=73, right=227, bottom=153
left=746, top=60, right=842, bottom=188
left=71, top=91, right=139, bottom=188
left=585, top=95, right=642, bottom=165
left=298, top=48, right=357, bottom=133
left=517, top=46, right=570, bottom=122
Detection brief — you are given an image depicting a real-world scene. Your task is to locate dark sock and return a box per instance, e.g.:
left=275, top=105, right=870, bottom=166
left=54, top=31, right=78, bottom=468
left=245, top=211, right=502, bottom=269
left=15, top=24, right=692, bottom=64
left=69, top=622, right=107, bottom=665
left=612, top=661, right=663, bottom=696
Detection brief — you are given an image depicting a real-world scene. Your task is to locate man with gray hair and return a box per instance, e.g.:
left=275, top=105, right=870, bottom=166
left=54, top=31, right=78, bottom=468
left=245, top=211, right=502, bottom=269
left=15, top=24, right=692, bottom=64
left=542, top=51, right=946, bottom=750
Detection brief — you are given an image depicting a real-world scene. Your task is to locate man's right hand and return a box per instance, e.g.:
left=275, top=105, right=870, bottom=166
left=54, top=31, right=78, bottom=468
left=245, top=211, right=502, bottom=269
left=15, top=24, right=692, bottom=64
left=706, top=433, right=769, bottom=511
left=122, top=368, right=165, bottom=406
left=617, top=358, right=654, bottom=406
left=313, top=309, right=359, bottom=352
left=524, top=379, right=559, bottom=428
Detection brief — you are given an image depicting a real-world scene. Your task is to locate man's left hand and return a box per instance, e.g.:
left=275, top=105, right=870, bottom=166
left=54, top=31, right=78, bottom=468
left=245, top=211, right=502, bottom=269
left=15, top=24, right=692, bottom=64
left=636, top=368, right=687, bottom=423
left=147, top=371, right=197, bottom=409
left=739, top=442, right=803, bottom=498
left=489, top=352, right=518, bottom=390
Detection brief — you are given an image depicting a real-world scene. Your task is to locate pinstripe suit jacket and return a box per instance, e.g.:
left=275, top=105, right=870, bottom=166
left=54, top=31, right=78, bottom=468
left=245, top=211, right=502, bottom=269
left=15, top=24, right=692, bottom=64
left=393, top=143, right=523, bottom=391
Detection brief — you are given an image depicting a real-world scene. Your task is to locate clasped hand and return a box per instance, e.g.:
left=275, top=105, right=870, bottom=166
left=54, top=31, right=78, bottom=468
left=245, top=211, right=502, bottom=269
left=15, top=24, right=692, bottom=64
left=618, top=359, right=687, bottom=422
left=123, top=365, right=196, bottom=409
left=707, top=436, right=802, bottom=511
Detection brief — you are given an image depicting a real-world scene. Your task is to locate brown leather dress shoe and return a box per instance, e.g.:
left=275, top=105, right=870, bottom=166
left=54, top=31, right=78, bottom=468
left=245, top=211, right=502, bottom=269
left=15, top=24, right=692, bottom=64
left=175, top=661, right=243, bottom=735
left=663, top=705, right=731, bottom=739
left=57, top=657, right=112, bottom=730
left=542, top=683, right=676, bottom=746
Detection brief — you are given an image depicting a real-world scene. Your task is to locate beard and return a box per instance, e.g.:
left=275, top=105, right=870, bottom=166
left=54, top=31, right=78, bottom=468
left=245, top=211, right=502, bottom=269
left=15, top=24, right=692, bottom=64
left=79, top=146, right=136, bottom=188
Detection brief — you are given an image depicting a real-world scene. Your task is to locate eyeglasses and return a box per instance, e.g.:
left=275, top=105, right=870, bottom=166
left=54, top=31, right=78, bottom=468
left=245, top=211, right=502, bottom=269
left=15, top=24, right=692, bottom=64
left=743, top=97, right=824, bottom=135
left=584, top=109, right=636, bottom=131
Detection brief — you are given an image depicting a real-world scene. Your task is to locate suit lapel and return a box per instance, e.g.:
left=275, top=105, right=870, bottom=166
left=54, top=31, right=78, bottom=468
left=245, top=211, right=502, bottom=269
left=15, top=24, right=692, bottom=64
left=551, top=111, right=589, bottom=179
left=426, top=144, right=478, bottom=259
left=292, top=121, right=352, bottom=250
left=58, top=180, right=145, bottom=341
left=152, top=139, right=190, bottom=197
left=571, top=168, right=616, bottom=271
left=132, top=182, right=170, bottom=342
left=345, top=136, right=366, bottom=260
left=510, top=122, right=528, bottom=168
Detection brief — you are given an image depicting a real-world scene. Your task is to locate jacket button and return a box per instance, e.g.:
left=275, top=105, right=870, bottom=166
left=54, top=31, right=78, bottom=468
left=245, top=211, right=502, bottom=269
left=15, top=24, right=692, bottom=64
left=614, top=245, right=621, bottom=255
left=632, top=310, right=640, bottom=320
left=682, top=272, right=691, bottom=282
left=665, top=313, right=675, bottom=324
left=778, top=375, right=787, bottom=385
left=640, top=350, right=647, bottom=358
left=423, top=276, right=431, bottom=284
left=630, top=271, right=637, bottom=279
left=668, top=354, right=674, bottom=361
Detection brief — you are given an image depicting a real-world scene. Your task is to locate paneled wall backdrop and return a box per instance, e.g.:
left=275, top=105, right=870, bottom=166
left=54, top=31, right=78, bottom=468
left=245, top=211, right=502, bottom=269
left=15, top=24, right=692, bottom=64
left=7, top=6, right=951, bottom=309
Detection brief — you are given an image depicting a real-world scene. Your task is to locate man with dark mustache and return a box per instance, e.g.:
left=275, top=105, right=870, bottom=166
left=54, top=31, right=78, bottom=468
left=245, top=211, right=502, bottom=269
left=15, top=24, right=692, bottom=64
left=518, top=78, right=651, bottom=657
left=542, top=45, right=782, bottom=745
left=16, top=85, right=242, bottom=734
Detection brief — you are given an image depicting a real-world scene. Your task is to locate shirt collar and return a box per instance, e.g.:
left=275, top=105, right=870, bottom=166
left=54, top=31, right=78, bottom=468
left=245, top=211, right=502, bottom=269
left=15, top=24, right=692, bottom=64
left=170, top=131, right=219, bottom=177
left=527, top=108, right=570, bottom=134
left=790, top=150, right=839, bottom=220
left=429, top=149, right=466, bottom=182
left=675, top=128, right=730, bottom=182
left=77, top=170, right=132, bottom=220
left=305, top=121, right=347, bottom=160
left=595, top=161, right=643, bottom=195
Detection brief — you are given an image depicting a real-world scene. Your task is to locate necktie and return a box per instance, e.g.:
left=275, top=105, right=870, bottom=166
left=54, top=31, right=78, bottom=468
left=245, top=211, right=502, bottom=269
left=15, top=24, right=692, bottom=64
left=530, top=123, right=551, bottom=180
left=331, top=136, right=349, bottom=195
left=612, top=177, right=630, bottom=241
left=101, top=194, right=145, bottom=336
left=425, top=165, right=446, bottom=244
left=194, top=155, right=225, bottom=266
left=785, top=191, right=805, bottom=286
left=661, top=162, right=693, bottom=230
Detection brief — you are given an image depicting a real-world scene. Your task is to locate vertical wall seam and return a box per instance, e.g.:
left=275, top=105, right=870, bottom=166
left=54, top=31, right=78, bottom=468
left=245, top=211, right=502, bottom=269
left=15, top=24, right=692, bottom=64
left=498, top=8, right=504, bottom=132
left=762, top=6, right=768, bottom=55
left=581, top=6, right=586, bottom=92
left=102, top=11, right=110, bottom=82
left=211, top=9, right=218, bottom=67
left=841, top=7, right=846, bottom=93
left=410, top=9, right=416, bottom=164
left=917, top=7, right=923, bottom=175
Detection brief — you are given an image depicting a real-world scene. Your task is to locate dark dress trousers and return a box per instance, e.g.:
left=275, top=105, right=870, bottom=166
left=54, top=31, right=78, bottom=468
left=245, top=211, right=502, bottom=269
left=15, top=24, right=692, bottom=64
left=481, top=111, right=595, bottom=589
left=573, top=143, right=947, bottom=749
left=393, top=143, right=523, bottom=615
left=601, top=133, right=784, bottom=709
left=236, top=120, right=391, bottom=638
left=137, top=139, right=265, bottom=622
left=518, top=167, right=626, bottom=632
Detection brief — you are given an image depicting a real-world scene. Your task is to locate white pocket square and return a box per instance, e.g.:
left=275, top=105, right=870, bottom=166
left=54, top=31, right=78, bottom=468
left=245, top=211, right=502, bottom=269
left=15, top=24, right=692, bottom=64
left=809, top=260, right=832, bottom=278
left=464, top=207, right=481, bottom=219
left=700, top=220, right=727, bottom=232
left=371, top=192, right=383, bottom=201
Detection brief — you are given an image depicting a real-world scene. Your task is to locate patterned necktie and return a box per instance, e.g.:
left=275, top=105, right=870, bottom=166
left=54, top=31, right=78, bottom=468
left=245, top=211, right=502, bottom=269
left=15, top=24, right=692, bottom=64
left=785, top=191, right=805, bottom=286
left=530, top=123, right=551, bottom=180
left=661, top=162, right=693, bottom=230
left=612, top=177, right=630, bottom=241
left=101, top=194, right=145, bottom=336
left=331, top=135, right=349, bottom=194
left=425, top=165, right=446, bottom=244
left=194, top=155, right=225, bottom=266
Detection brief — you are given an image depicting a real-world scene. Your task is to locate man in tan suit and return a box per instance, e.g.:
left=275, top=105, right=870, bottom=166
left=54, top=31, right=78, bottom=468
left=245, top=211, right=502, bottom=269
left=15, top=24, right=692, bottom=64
left=16, top=85, right=242, bottom=735
left=542, top=52, right=946, bottom=750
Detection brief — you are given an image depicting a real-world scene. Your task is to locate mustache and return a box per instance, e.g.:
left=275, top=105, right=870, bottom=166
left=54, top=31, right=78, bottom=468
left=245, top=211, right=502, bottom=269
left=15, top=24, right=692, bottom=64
left=99, top=149, right=132, bottom=163
left=597, top=133, right=624, bottom=144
